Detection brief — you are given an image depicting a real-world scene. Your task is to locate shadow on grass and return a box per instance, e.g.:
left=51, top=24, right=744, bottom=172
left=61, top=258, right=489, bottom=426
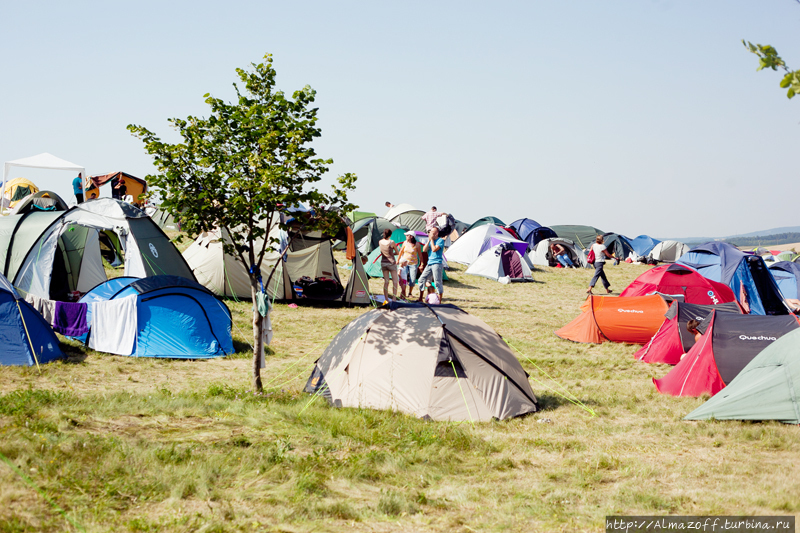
left=59, top=341, right=88, bottom=363
left=534, top=393, right=601, bottom=412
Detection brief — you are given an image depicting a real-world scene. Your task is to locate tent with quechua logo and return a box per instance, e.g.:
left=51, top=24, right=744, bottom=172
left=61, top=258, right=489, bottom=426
left=619, top=264, right=738, bottom=305
left=653, top=311, right=800, bottom=397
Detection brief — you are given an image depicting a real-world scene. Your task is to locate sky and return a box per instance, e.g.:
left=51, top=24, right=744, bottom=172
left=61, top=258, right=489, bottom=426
left=2, top=0, right=799, bottom=239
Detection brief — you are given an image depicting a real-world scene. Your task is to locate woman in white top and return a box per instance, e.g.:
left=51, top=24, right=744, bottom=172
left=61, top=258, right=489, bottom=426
left=587, top=235, right=614, bottom=294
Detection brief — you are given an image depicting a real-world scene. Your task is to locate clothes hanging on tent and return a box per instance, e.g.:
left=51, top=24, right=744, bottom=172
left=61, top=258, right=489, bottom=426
left=52, top=301, right=88, bottom=337
left=24, top=293, right=55, bottom=324
left=88, top=295, right=137, bottom=355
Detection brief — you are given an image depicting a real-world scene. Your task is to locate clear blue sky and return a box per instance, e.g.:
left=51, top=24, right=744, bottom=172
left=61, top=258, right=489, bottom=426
left=2, top=1, right=798, bottom=238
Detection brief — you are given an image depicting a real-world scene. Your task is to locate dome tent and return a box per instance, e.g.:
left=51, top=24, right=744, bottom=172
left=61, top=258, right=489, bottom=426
left=633, top=300, right=743, bottom=365
left=549, top=225, right=604, bottom=251
left=7, top=199, right=195, bottom=301
left=73, top=275, right=233, bottom=358
left=629, top=235, right=661, bottom=257
left=619, top=264, right=738, bottom=305
left=649, top=240, right=690, bottom=263
left=384, top=203, right=426, bottom=232
left=509, top=218, right=557, bottom=251
left=530, top=238, right=588, bottom=268
left=602, top=233, right=635, bottom=260
left=183, top=216, right=371, bottom=305
left=0, top=272, right=64, bottom=366
left=465, top=242, right=533, bottom=282
left=3, top=177, right=39, bottom=208
left=769, top=261, right=800, bottom=300
left=444, top=224, right=521, bottom=266
left=466, top=216, right=506, bottom=233
left=9, top=190, right=69, bottom=214
left=304, top=302, right=538, bottom=421
left=654, top=311, right=800, bottom=397
left=677, top=242, right=788, bottom=316
left=684, top=327, right=800, bottom=424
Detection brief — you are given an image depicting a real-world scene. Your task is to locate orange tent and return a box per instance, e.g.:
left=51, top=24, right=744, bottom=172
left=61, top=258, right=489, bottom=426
left=555, top=294, right=670, bottom=344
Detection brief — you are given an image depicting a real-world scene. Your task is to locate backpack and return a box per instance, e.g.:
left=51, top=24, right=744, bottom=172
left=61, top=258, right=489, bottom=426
left=586, top=248, right=596, bottom=264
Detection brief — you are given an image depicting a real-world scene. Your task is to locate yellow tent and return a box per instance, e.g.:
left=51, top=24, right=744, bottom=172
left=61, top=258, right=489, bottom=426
left=3, top=177, right=39, bottom=208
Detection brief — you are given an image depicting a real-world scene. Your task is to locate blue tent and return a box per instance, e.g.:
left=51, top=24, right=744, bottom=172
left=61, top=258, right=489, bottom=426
left=509, top=218, right=557, bottom=250
left=677, top=242, right=787, bottom=316
left=0, top=274, right=63, bottom=366
left=629, top=235, right=661, bottom=257
left=76, top=275, right=234, bottom=358
left=769, top=261, right=800, bottom=300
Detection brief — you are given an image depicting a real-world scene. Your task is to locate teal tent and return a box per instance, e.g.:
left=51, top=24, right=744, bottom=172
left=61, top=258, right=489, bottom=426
left=466, top=216, right=505, bottom=233
left=685, top=328, right=800, bottom=424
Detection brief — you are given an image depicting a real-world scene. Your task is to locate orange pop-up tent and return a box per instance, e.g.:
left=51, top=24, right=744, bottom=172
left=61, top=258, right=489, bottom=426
left=555, top=294, right=670, bottom=344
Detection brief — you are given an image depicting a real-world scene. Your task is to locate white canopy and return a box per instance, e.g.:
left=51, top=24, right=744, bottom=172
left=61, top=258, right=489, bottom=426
left=2, top=153, right=85, bottom=210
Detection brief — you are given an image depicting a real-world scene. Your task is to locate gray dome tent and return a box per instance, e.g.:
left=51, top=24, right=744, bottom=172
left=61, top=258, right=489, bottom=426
left=305, top=303, right=538, bottom=421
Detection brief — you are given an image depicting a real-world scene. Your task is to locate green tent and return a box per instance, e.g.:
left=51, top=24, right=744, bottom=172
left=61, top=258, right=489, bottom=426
left=685, top=328, right=800, bottom=424
left=549, top=225, right=605, bottom=250
left=347, top=210, right=376, bottom=223
left=466, top=216, right=505, bottom=233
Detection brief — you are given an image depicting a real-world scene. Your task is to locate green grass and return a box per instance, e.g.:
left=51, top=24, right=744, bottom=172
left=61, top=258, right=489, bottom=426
left=1, top=252, right=798, bottom=532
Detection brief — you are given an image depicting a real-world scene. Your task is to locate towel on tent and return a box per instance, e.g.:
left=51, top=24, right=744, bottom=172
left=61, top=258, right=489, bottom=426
left=53, top=301, right=89, bottom=337
left=88, top=296, right=137, bottom=355
left=24, top=294, right=56, bottom=324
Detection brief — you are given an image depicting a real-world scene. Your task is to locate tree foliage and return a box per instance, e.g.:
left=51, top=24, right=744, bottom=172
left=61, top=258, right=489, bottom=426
left=128, top=54, right=357, bottom=389
left=743, top=40, right=800, bottom=99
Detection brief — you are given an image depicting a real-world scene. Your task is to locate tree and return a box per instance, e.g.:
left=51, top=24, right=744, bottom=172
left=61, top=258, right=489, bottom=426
left=128, top=54, right=357, bottom=391
left=743, top=40, right=800, bottom=99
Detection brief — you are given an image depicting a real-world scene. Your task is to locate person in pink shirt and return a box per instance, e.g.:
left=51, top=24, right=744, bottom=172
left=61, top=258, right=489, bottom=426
left=421, top=206, right=439, bottom=231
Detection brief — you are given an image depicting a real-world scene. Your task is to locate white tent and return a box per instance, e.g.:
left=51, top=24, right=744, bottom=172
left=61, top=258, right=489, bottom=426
left=650, top=240, right=690, bottom=263
left=444, top=224, right=519, bottom=266
left=531, top=238, right=588, bottom=268
left=2, top=153, right=85, bottom=211
left=465, top=243, right=533, bottom=282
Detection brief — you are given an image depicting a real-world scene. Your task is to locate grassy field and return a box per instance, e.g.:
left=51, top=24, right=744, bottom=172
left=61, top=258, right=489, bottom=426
left=1, top=251, right=798, bottom=532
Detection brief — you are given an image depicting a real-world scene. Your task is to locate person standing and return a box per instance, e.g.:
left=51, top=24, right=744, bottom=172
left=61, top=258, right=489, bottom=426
left=418, top=227, right=445, bottom=303
left=398, top=233, right=422, bottom=300
left=421, top=206, right=439, bottom=231
left=378, top=229, right=399, bottom=304
left=73, top=173, right=84, bottom=204
left=587, top=235, right=613, bottom=294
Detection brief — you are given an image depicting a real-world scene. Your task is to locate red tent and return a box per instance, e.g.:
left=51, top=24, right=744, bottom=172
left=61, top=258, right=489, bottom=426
left=634, top=301, right=743, bottom=364
left=619, top=264, right=737, bottom=305
left=653, top=311, right=800, bottom=396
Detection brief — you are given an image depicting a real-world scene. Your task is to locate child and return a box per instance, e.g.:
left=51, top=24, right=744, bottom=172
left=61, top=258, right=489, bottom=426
left=424, top=283, right=440, bottom=305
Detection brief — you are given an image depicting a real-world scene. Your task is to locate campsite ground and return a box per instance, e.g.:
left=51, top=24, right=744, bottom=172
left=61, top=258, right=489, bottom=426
left=1, top=252, right=798, bottom=532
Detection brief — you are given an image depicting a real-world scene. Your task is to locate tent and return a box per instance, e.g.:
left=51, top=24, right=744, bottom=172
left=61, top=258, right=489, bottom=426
left=183, top=221, right=371, bottom=305
left=465, top=242, right=533, bottom=282
left=648, top=240, right=690, bottom=263
left=602, top=233, right=635, bottom=260
left=2, top=153, right=85, bottom=210
left=304, top=302, right=538, bottom=421
left=774, top=250, right=797, bottom=262
left=769, top=261, right=800, bottom=300
left=619, top=264, right=738, bottom=305
left=653, top=311, right=800, bottom=397
left=634, top=301, right=743, bottom=364
left=0, top=272, right=64, bottom=366
left=509, top=218, right=558, bottom=250
left=466, top=216, right=506, bottom=233
left=85, top=171, right=148, bottom=206
left=629, top=235, right=661, bottom=257
left=335, top=216, right=398, bottom=255
left=384, top=203, right=426, bottom=232
left=684, top=327, right=800, bottom=423
left=9, top=190, right=69, bottom=214
left=147, top=206, right=181, bottom=231
left=3, top=199, right=195, bottom=301
left=73, top=275, right=233, bottom=358
left=549, top=225, right=604, bottom=251
left=346, top=209, right=376, bottom=223
left=3, top=177, right=41, bottom=208
left=530, top=238, right=588, bottom=268
left=677, top=242, right=788, bottom=316
left=555, top=294, right=670, bottom=344
left=444, top=224, right=521, bottom=266
left=449, top=219, right=470, bottom=242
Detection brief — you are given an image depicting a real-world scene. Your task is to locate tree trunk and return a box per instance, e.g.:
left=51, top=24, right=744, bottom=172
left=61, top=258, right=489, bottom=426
left=251, top=276, right=264, bottom=392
